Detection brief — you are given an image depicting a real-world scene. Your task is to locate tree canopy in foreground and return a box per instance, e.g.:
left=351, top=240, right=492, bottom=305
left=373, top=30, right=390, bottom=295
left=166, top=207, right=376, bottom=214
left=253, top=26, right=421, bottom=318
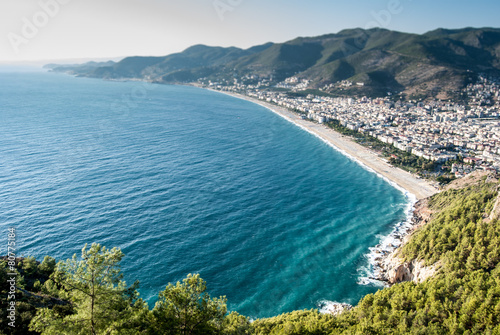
left=1, top=179, right=499, bottom=334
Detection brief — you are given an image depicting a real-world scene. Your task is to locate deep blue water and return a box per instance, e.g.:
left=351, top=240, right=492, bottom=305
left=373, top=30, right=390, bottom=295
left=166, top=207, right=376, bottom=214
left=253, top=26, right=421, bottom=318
left=0, top=71, right=407, bottom=318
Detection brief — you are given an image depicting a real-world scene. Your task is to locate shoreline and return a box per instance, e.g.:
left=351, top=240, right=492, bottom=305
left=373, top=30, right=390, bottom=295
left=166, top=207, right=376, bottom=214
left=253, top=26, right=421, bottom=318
left=209, top=89, right=438, bottom=200
left=204, top=87, right=439, bottom=288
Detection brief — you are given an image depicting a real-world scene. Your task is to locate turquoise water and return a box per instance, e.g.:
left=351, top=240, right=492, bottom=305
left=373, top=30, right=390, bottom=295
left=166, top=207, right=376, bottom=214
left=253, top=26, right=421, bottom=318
left=0, top=71, right=407, bottom=318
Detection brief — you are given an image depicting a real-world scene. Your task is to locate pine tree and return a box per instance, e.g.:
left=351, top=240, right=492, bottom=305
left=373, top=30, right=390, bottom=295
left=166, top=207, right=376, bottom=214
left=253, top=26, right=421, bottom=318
left=152, top=274, right=228, bottom=335
left=30, top=243, right=145, bottom=335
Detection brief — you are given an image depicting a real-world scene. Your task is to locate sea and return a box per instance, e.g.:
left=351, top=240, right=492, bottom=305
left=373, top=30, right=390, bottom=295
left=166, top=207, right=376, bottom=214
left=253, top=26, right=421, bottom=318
left=0, top=70, right=408, bottom=318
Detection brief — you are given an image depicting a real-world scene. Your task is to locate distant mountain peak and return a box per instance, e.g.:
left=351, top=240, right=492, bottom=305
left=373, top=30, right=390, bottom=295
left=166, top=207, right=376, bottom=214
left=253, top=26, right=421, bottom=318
left=47, top=27, right=500, bottom=100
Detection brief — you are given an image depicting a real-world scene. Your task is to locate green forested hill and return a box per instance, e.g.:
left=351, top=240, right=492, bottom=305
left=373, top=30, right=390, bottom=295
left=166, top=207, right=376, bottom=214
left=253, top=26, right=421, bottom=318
left=3, top=177, right=500, bottom=334
left=48, top=27, right=500, bottom=99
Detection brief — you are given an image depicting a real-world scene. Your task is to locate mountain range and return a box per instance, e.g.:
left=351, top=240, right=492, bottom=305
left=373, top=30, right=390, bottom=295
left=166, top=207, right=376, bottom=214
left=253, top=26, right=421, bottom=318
left=47, top=27, right=500, bottom=99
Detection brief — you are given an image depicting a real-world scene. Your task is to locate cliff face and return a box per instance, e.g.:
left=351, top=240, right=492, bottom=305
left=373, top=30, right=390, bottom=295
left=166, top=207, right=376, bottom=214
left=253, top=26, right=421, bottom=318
left=383, top=256, right=440, bottom=285
left=488, top=190, right=500, bottom=222
left=376, top=198, right=439, bottom=285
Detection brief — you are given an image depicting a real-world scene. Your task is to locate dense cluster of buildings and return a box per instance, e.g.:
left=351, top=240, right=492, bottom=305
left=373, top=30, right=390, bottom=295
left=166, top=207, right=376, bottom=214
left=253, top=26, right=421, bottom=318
left=205, top=75, right=500, bottom=179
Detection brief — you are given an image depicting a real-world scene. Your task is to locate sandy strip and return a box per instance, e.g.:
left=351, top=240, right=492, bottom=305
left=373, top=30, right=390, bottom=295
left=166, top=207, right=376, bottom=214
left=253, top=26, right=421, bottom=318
left=211, top=89, right=439, bottom=200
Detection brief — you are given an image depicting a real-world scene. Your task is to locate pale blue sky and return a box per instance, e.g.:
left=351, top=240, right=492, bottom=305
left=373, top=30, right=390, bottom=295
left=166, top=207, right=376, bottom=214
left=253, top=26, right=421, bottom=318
left=1, top=0, right=499, bottom=63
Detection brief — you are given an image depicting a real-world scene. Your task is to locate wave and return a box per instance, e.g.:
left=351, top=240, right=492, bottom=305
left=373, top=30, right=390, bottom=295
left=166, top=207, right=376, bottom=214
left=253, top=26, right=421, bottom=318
left=213, top=90, right=420, bottom=289
left=357, top=192, right=417, bottom=286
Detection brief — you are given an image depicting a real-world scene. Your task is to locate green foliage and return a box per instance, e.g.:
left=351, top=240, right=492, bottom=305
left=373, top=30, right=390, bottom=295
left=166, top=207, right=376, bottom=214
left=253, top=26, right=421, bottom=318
left=222, top=311, right=252, bottom=335
left=0, top=257, right=65, bottom=335
left=402, top=183, right=498, bottom=265
left=6, top=179, right=500, bottom=334
left=326, top=120, right=436, bottom=176
left=29, top=243, right=146, bottom=335
left=21, top=257, right=38, bottom=276
left=38, top=256, right=56, bottom=276
left=330, top=265, right=500, bottom=334
left=323, top=181, right=500, bottom=334
left=251, top=309, right=338, bottom=335
left=389, top=155, right=436, bottom=174
left=4, top=248, right=247, bottom=335
left=151, top=273, right=229, bottom=335
left=436, top=174, right=456, bottom=185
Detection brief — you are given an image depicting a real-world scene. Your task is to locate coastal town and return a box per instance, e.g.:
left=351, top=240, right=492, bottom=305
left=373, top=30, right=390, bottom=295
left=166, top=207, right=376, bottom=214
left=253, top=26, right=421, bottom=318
left=202, top=74, right=500, bottom=181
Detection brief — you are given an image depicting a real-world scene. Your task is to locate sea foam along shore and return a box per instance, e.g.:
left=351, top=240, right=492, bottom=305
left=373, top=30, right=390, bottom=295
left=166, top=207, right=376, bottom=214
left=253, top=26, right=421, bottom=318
left=206, top=89, right=439, bottom=289
left=358, top=193, right=417, bottom=287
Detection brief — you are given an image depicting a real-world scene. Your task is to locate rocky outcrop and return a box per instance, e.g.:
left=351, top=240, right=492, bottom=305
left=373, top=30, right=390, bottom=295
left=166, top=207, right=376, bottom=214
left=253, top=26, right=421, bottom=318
left=320, top=302, right=353, bottom=316
left=406, top=199, right=431, bottom=230
left=376, top=244, right=440, bottom=284
left=384, top=256, right=440, bottom=285
left=371, top=198, right=438, bottom=285
left=487, top=186, right=500, bottom=222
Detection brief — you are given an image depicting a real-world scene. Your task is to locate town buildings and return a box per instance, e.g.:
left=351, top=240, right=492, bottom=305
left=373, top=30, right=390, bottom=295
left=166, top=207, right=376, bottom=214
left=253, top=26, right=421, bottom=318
left=204, top=75, right=500, bottom=179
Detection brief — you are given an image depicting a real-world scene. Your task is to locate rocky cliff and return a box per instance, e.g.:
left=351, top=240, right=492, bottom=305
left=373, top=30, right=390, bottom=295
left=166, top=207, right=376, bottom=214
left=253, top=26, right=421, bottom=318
left=383, top=255, right=440, bottom=285
left=375, top=198, right=439, bottom=284
left=377, top=171, right=500, bottom=285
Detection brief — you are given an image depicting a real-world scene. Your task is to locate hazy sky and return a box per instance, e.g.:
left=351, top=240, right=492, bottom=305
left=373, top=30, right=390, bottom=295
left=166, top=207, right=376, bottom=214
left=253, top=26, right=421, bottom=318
left=1, top=0, right=500, bottom=63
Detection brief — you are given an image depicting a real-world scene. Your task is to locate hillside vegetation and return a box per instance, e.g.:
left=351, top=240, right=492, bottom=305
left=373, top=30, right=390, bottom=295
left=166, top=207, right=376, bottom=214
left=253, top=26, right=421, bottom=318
left=48, top=27, right=500, bottom=99
left=2, top=179, right=500, bottom=334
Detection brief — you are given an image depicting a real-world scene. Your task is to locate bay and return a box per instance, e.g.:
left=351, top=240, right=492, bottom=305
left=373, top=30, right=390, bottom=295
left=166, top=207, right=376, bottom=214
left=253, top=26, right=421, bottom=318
left=0, top=71, right=407, bottom=318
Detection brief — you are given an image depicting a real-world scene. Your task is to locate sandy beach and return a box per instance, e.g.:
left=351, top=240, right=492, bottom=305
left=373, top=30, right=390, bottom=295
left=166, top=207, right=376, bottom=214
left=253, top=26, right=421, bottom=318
left=214, top=90, right=439, bottom=200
